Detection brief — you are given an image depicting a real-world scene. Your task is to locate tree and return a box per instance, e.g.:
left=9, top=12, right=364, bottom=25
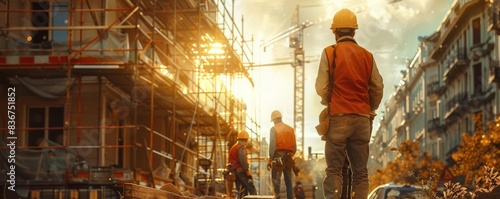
left=369, top=140, right=444, bottom=193
left=451, top=113, right=500, bottom=186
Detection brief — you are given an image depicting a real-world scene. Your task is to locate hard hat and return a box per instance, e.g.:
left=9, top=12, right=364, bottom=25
left=330, top=8, right=358, bottom=30
left=237, top=130, right=249, bottom=140
left=270, top=110, right=282, bottom=122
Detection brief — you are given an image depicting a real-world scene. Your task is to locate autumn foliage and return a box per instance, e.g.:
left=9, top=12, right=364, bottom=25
left=451, top=113, right=500, bottom=186
left=369, top=140, right=445, bottom=192
left=369, top=113, right=500, bottom=198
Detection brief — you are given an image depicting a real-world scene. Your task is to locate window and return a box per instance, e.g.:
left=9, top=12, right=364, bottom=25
left=52, top=2, right=68, bottom=44
left=472, top=18, right=481, bottom=45
left=463, top=30, right=467, bottom=55
left=28, top=107, right=64, bottom=146
left=31, top=2, right=49, bottom=45
left=31, top=2, right=69, bottom=47
left=473, top=63, right=482, bottom=93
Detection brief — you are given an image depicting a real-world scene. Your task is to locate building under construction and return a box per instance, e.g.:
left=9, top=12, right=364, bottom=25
left=0, top=0, right=260, bottom=198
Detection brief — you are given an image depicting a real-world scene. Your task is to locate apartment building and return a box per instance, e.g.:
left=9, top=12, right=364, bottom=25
left=370, top=0, right=500, bottom=173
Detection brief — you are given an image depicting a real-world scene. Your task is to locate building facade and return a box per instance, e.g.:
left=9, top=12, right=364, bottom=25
left=370, top=0, right=500, bottom=173
left=0, top=0, right=260, bottom=197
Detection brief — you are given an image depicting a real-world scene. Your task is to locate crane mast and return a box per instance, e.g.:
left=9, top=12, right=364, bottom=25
left=289, top=5, right=306, bottom=157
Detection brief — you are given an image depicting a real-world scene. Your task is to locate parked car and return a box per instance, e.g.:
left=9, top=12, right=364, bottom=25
left=368, top=183, right=423, bottom=199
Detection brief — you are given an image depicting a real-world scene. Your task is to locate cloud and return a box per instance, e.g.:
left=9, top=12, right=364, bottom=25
left=236, top=0, right=454, bottom=150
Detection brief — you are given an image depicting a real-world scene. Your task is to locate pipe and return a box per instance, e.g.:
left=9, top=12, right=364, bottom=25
left=0, top=8, right=131, bottom=13
left=131, top=0, right=140, bottom=171
left=5, top=0, right=9, bottom=41
left=80, top=0, right=84, bottom=43
left=77, top=76, right=82, bottom=144
left=149, top=0, right=156, bottom=180
left=98, top=76, right=102, bottom=165
left=64, top=0, right=74, bottom=164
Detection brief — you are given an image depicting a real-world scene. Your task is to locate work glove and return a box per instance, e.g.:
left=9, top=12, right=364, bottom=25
left=267, top=160, right=272, bottom=171
left=293, top=165, right=301, bottom=176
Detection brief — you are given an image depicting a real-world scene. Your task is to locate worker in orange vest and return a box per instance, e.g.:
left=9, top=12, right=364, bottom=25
left=268, top=110, right=297, bottom=199
left=315, top=8, right=384, bottom=199
left=228, top=130, right=257, bottom=198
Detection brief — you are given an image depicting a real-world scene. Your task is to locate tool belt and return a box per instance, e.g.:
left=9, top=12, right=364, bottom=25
left=272, top=151, right=295, bottom=171
left=315, top=108, right=329, bottom=141
left=223, top=163, right=236, bottom=182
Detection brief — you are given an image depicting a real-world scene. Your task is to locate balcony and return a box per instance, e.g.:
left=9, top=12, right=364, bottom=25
left=395, top=114, right=411, bottom=133
left=487, top=0, right=500, bottom=34
left=426, top=81, right=445, bottom=100
left=468, top=88, right=495, bottom=111
left=444, top=92, right=469, bottom=121
left=444, top=48, right=468, bottom=83
left=469, top=42, right=495, bottom=61
left=489, top=61, right=500, bottom=85
left=427, top=118, right=446, bottom=137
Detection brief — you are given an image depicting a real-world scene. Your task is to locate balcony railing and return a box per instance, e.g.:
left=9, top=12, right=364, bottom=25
left=427, top=118, right=446, bottom=135
left=489, top=61, right=500, bottom=84
left=444, top=48, right=468, bottom=83
left=487, top=0, right=500, bottom=34
left=426, top=81, right=445, bottom=100
left=468, top=87, right=495, bottom=111
left=396, top=113, right=411, bottom=133
left=444, top=92, right=469, bottom=120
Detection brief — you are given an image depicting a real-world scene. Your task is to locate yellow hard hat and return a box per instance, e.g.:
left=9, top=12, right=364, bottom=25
left=237, top=130, right=249, bottom=140
left=330, top=8, right=358, bottom=30
left=270, top=110, right=282, bottom=122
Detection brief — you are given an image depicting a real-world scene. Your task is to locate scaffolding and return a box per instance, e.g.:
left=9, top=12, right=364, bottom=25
left=0, top=0, right=258, bottom=197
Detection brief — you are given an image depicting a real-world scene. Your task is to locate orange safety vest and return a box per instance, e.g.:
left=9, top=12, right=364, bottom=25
left=274, top=122, right=296, bottom=154
left=228, top=143, right=245, bottom=170
left=325, top=40, right=373, bottom=115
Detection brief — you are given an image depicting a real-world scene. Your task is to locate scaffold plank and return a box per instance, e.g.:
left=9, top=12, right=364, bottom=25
left=123, top=183, right=226, bottom=199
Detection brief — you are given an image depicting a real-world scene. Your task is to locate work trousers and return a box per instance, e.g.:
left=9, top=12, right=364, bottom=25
left=271, top=151, right=293, bottom=199
left=323, top=114, right=370, bottom=199
left=271, top=164, right=293, bottom=199
left=235, top=171, right=257, bottom=199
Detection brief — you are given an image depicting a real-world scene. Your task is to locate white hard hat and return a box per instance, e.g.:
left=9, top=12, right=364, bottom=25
left=270, top=110, right=282, bottom=122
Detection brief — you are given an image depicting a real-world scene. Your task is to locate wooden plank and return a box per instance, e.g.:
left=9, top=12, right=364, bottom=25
left=123, top=183, right=226, bottom=199
left=242, top=195, right=275, bottom=199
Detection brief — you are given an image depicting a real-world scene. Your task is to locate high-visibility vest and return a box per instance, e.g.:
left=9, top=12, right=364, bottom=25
left=228, top=143, right=245, bottom=170
left=274, top=122, right=296, bottom=154
left=324, top=40, right=373, bottom=115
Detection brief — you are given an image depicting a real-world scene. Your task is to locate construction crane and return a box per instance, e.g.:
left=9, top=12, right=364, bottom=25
left=260, top=5, right=322, bottom=157
left=260, top=0, right=403, bottom=156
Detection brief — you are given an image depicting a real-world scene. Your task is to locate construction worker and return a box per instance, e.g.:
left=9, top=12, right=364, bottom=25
left=228, top=130, right=257, bottom=199
left=315, top=8, right=384, bottom=199
left=294, top=181, right=306, bottom=199
left=268, top=110, right=297, bottom=199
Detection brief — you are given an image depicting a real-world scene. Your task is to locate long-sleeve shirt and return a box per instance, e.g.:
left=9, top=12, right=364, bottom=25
left=238, top=144, right=249, bottom=171
left=269, top=127, right=277, bottom=160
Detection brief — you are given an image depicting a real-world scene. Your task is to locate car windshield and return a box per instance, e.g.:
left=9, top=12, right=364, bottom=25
left=384, top=187, right=422, bottom=199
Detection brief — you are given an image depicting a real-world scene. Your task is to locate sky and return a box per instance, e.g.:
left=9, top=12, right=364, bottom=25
left=233, top=0, right=454, bottom=154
